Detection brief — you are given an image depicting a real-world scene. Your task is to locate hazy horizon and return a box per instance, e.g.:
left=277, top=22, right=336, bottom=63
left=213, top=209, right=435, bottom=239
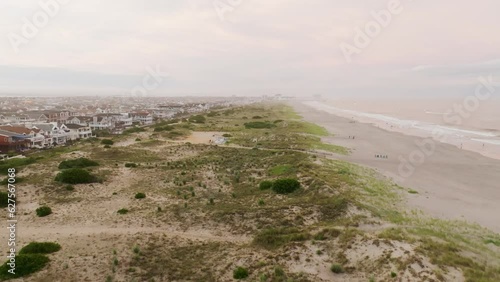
left=1, top=0, right=500, bottom=97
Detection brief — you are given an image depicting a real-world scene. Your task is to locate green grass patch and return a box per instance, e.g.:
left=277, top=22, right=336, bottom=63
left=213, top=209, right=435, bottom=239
left=123, top=127, right=146, bottom=134
left=268, top=164, right=295, bottom=176
left=484, top=238, right=500, bottom=247
left=259, top=180, right=273, bottom=190
left=312, top=142, right=348, bottom=155
left=58, top=158, right=99, bottom=169
left=272, top=178, right=300, bottom=194
left=135, top=192, right=146, bottom=199
left=19, top=242, right=61, bottom=254
left=253, top=228, right=311, bottom=249
left=35, top=206, right=52, bottom=217
left=117, top=208, right=129, bottom=214
left=244, top=121, right=275, bottom=129
left=330, top=264, right=344, bottom=274
left=0, top=158, right=36, bottom=175
left=0, top=254, right=50, bottom=280
left=233, top=266, right=249, bottom=279
left=0, top=192, right=7, bottom=208
left=54, top=168, right=99, bottom=184
left=101, top=139, right=114, bottom=145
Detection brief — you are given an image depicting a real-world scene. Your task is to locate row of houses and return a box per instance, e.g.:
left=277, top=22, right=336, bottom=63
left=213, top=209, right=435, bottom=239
left=0, top=123, right=94, bottom=153
left=0, top=111, right=153, bottom=131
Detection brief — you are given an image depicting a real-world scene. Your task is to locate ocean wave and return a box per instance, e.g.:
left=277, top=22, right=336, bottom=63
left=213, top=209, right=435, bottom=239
left=304, top=101, right=497, bottom=138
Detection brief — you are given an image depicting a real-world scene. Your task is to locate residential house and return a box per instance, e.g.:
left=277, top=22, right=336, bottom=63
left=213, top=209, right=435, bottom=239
left=155, top=104, right=184, bottom=118
left=32, top=123, right=68, bottom=145
left=0, top=125, right=44, bottom=148
left=130, top=112, right=153, bottom=125
left=40, top=110, right=71, bottom=123
left=88, top=114, right=119, bottom=130
left=65, top=124, right=93, bottom=140
left=0, top=130, right=30, bottom=153
left=66, top=116, right=94, bottom=126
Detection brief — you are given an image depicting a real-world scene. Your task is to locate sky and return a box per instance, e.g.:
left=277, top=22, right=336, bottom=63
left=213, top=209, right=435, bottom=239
left=0, top=0, right=499, bottom=97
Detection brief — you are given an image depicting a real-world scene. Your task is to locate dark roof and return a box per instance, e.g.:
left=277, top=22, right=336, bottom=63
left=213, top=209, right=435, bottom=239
left=65, top=124, right=87, bottom=129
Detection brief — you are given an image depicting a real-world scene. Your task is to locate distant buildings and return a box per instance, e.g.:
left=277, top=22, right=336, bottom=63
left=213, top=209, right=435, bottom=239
left=0, top=96, right=257, bottom=153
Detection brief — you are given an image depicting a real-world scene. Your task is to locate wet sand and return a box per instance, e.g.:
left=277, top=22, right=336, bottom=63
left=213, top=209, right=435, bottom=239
left=291, top=101, right=500, bottom=233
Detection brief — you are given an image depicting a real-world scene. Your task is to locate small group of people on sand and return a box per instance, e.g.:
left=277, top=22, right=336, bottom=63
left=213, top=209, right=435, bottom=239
left=375, top=154, right=388, bottom=159
left=348, top=135, right=355, bottom=139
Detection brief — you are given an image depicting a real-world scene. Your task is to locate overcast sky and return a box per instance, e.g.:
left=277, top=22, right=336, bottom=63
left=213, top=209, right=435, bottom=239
left=1, top=0, right=499, bottom=97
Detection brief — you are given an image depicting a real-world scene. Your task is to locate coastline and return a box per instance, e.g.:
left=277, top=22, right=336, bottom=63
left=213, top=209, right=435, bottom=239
left=291, top=101, right=500, bottom=233
left=303, top=100, right=500, bottom=161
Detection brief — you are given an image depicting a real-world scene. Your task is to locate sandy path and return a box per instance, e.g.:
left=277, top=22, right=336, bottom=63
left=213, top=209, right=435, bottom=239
left=17, top=225, right=250, bottom=244
left=291, top=101, right=500, bottom=233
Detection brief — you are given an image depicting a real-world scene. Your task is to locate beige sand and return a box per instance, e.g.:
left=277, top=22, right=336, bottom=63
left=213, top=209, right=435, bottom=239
left=304, top=100, right=500, bottom=160
left=292, top=101, right=500, bottom=233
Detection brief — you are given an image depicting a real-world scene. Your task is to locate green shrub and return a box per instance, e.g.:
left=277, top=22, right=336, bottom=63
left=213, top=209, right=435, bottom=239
left=125, top=163, right=137, bottom=168
left=330, top=264, right=344, bottom=274
left=135, top=193, right=146, bottom=199
left=269, top=165, right=295, bottom=176
left=233, top=267, right=249, bottom=279
left=0, top=157, right=36, bottom=175
left=259, top=180, right=273, bottom=190
left=0, top=254, right=50, bottom=279
left=92, top=129, right=111, bottom=137
left=19, top=242, right=61, bottom=254
left=274, top=267, right=285, bottom=277
left=222, top=133, right=232, bottom=137
left=58, top=158, right=99, bottom=169
left=0, top=192, right=7, bottom=208
left=253, top=228, right=310, bottom=249
left=391, top=271, right=397, bottom=278
left=101, top=139, right=114, bottom=145
left=243, top=121, right=275, bottom=129
left=123, top=127, right=146, bottom=134
left=104, top=144, right=111, bottom=148
left=272, top=178, right=300, bottom=194
left=65, top=185, right=75, bottom=191
left=188, top=115, right=206, bottom=123
left=117, top=208, right=129, bottom=214
left=153, top=125, right=174, bottom=132
left=55, top=168, right=97, bottom=184
left=36, top=206, right=52, bottom=217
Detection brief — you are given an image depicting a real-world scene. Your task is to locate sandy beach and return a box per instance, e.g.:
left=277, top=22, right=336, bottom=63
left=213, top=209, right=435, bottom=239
left=292, top=101, right=500, bottom=233
left=304, top=99, right=500, bottom=160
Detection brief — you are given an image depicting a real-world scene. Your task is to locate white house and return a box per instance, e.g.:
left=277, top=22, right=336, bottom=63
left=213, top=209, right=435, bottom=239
left=65, top=124, right=93, bottom=140
left=32, top=123, right=69, bottom=145
left=88, top=116, right=115, bottom=130
left=130, top=112, right=153, bottom=125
